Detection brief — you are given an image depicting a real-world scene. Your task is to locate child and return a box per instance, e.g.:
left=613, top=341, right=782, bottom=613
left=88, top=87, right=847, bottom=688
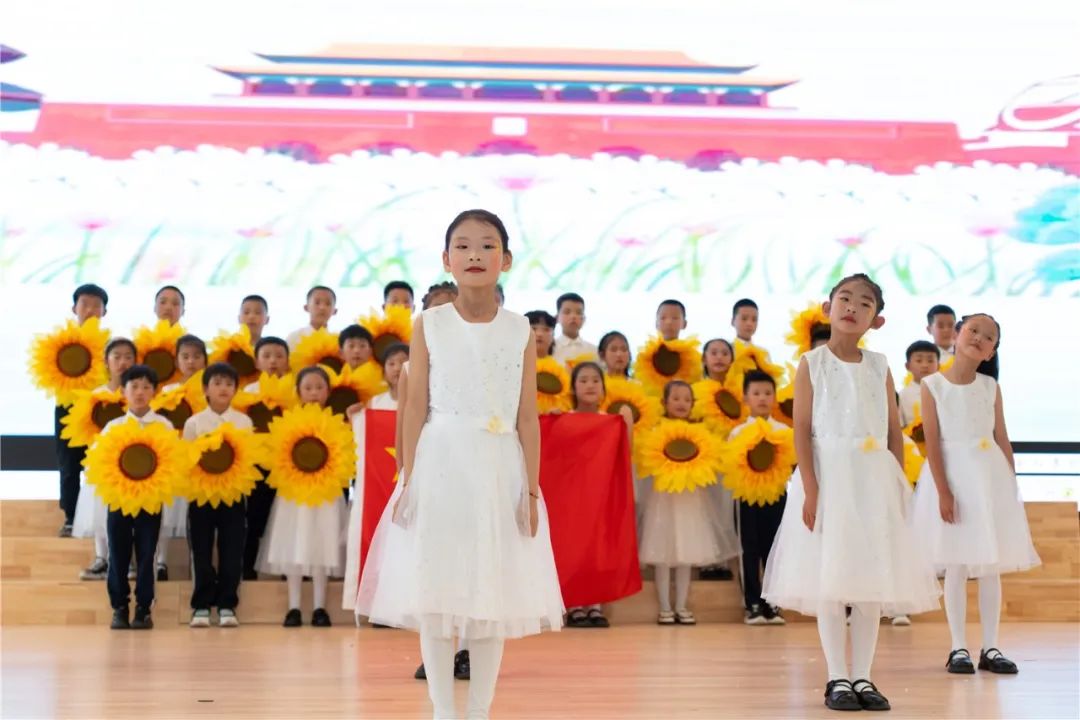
left=639, top=381, right=737, bottom=625
left=58, top=283, right=109, bottom=536
left=899, top=340, right=940, bottom=427
left=598, top=331, right=631, bottom=377
left=731, top=370, right=789, bottom=624
left=286, top=285, right=337, bottom=351
left=169, top=335, right=208, bottom=390
left=656, top=299, right=687, bottom=341
left=731, top=298, right=759, bottom=344
left=384, top=280, right=415, bottom=311
left=239, top=294, right=270, bottom=343
left=370, top=343, right=409, bottom=410
left=339, top=324, right=375, bottom=369
left=703, top=338, right=735, bottom=383
left=258, top=366, right=346, bottom=627
left=183, top=363, right=252, bottom=628
left=697, top=338, right=738, bottom=582
left=553, top=293, right=598, bottom=366
left=357, top=209, right=563, bottom=720
left=154, top=285, right=185, bottom=325
left=421, top=281, right=458, bottom=310
left=810, top=326, right=831, bottom=350
left=927, top=304, right=957, bottom=359
left=75, top=338, right=135, bottom=580
left=244, top=337, right=289, bottom=393
left=911, top=314, right=1039, bottom=675
left=100, top=365, right=174, bottom=629
left=762, top=273, right=939, bottom=712
left=525, top=310, right=557, bottom=359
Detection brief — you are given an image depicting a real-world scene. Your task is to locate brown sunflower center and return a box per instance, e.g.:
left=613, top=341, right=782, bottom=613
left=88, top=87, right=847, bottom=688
left=779, top=399, right=794, bottom=419
left=319, top=356, right=344, bottom=374
left=163, top=400, right=193, bottom=430
left=143, top=348, right=176, bottom=383
left=198, top=441, right=236, bottom=474
left=327, top=387, right=360, bottom=416
left=119, top=443, right=157, bottom=480
left=663, top=438, right=700, bottom=462
left=607, top=400, right=641, bottom=424
left=748, top=440, right=776, bottom=472
left=536, top=371, right=564, bottom=395
left=248, top=402, right=282, bottom=433
left=227, top=350, right=256, bottom=378
left=292, top=436, right=329, bottom=473
left=373, top=334, right=402, bottom=363
left=651, top=345, right=681, bottom=377
left=715, top=389, right=742, bottom=420
left=91, top=401, right=126, bottom=430
left=57, top=343, right=92, bottom=378
left=911, top=424, right=925, bottom=444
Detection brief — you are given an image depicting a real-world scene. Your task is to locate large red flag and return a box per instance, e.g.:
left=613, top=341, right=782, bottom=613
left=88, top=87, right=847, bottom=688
left=540, top=413, right=642, bottom=607
left=359, top=409, right=398, bottom=572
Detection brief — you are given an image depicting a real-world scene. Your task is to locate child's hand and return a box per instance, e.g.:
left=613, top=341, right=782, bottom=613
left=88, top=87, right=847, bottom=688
left=346, top=402, right=365, bottom=420
left=938, top=488, right=957, bottom=524
left=529, top=496, right=539, bottom=537
left=802, top=484, right=818, bottom=531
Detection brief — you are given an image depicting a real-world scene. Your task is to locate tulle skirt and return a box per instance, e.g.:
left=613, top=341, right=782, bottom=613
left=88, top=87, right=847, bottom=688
left=257, top=496, right=346, bottom=576
left=638, top=481, right=741, bottom=566
left=72, top=481, right=107, bottom=538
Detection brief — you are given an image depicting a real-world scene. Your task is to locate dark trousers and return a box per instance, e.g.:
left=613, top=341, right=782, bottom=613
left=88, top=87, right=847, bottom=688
left=55, top=405, right=86, bottom=523
left=243, top=471, right=276, bottom=575
left=107, top=510, right=161, bottom=610
left=188, top=501, right=246, bottom=610
left=739, top=495, right=786, bottom=609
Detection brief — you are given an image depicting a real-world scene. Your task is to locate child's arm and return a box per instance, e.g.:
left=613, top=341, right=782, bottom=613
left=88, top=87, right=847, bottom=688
left=400, top=318, right=428, bottom=484
left=885, top=369, right=903, bottom=467
left=516, top=333, right=541, bottom=537
left=394, top=366, right=409, bottom=475
left=792, top=357, right=817, bottom=530
left=992, top=383, right=1016, bottom=474
left=618, top=405, right=634, bottom=454
left=921, top=381, right=955, bottom=523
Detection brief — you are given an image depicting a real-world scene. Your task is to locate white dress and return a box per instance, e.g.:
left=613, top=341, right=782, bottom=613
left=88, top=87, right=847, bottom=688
left=71, top=476, right=108, bottom=538
left=911, top=373, right=1040, bottom=578
left=762, top=346, right=940, bottom=616
left=356, top=304, right=564, bottom=639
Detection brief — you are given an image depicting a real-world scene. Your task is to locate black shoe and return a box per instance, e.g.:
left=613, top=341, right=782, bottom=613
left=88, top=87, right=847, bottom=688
left=454, top=650, right=471, bottom=680
left=283, top=608, right=302, bottom=627
left=371, top=622, right=391, bottom=629
left=59, top=523, right=73, bottom=538
left=852, top=679, right=891, bottom=711
left=978, top=648, right=1018, bottom=674
left=414, top=663, right=426, bottom=680
left=311, top=608, right=332, bottom=627
left=111, top=606, right=130, bottom=630
left=242, top=568, right=258, bottom=581
left=715, top=567, right=734, bottom=580
left=586, top=608, right=610, bottom=628
left=156, top=564, right=168, bottom=582
left=566, top=608, right=589, bottom=627
left=946, top=649, right=975, bottom=674
left=131, top=606, right=153, bottom=630
left=823, top=679, right=861, bottom=711
left=698, top=566, right=723, bottom=580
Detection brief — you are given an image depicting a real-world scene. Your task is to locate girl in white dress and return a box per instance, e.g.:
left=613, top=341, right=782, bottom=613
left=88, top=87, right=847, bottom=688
left=912, top=314, right=1039, bottom=675
left=698, top=338, right=740, bottom=582
left=357, top=210, right=563, bottom=720
left=762, top=273, right=939, bottom=713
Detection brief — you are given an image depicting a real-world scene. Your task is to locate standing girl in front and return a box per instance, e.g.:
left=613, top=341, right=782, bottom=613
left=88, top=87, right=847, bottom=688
left=357, top=210, right=563, bottom=720
left=912, top=314, right=1039, bottom=674
left=762, top=273, right=939, bottom=712
left=698, top=338, right=738, bottom=582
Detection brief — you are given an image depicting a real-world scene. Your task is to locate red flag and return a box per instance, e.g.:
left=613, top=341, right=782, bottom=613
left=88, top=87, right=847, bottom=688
left=359, top=409, right=398, bottom=572
left=540, top=413, right=642, bottom=607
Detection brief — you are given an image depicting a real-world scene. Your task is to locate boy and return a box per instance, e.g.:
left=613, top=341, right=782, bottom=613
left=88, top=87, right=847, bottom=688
left=656, top=299, right=688, bottom=341
left=183, top=363, right=251, bottom=628
left=239, top=294, right=270, bottom=343
left=731, top=298, right=759, bottom=344
left=339, top=324, right=375, bottom=369
left=154, top=285, right=185, bottom=326
left=286, top=285, right=337, bottom=351
left=58, top=283, right=109, bottom=536
left=100, top=365, right=173, bottom=629
left=422, top=281, right=457, bottom=310
left=383, top=280, right=415, bottom=311
left=553, top=292, right=597, bottom=366
left=524, top=310, right=556, bottom=359
left=899, top=340, right=940, bottom=427
left=926, top=304, right=957, bottom=359
left=730, top=370, right=789, bottom=626
left=244, top=337, right=289, bottom=393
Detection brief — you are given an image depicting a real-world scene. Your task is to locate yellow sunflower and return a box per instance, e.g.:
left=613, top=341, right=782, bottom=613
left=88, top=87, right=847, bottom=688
left=536, top=355, right=573, bottom=414
left=184, top=423, right=266, bottom=508
left=565, top=352, right=599, bottom=373
left=732, top=340, right=784, bottom=383
left=601, top=376, right=662, bottom=438
left=83, top=417, right=194, bottom=516
left=358, top=305, right=413, bottom=361
left=233, top=373, right=297, bottom=433
left=720, top=418, right=797, bottom=506
left=60, top=387, right=127, bottom=448
left=28, top=317, right=111, bottom=406
left=208, top=325, right=259, bottom=386
left=773, top=375, right=795, bottom=427
left=633, top=336, right=703, bottom=394
left=903, top=402, right=927, bottom=456
left=691, top=376, right=748, bottom=439
left=290, top=328, right=343, bottom=374
left=784, top=303, right=832, bottom=359
left=327, top=362, right=387, bottom=417
left=903, top=436, right=924, bottom=488
left=151, top=372, right=208, bottom=432
left=265, top=404, right=357, bottom=506
left=134, top=320, right=186, bottom=385
left=638, top=419, right=723, bottom=494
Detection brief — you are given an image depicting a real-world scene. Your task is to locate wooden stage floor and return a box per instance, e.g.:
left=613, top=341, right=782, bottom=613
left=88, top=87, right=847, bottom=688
left=2, top=623, right=1077, bottom=719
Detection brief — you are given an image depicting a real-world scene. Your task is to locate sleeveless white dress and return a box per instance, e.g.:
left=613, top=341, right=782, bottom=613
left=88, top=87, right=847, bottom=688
left=911, top=373, right=1040, bottom=578
left=356, top=304, right=564, bottom=639
left=762, top=346, right=940, bottom=616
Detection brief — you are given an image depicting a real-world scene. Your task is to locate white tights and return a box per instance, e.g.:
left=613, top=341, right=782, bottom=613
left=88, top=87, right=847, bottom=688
left=817, top=602, right=881, bottom=681
left=420, top=631, right=504, bottom=719
left=654, top=564, right=692, bottom=613
left=944, top=566, right=1001, bottom=651
left=286, top=569, right=329, bottom=610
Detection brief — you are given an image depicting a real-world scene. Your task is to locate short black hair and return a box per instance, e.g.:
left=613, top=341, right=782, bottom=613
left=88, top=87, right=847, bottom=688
left=657, top=299, right=686, bottom=317
left=241, top=294, right=268, bottom=311
left=927, top=304, right=956, bottom=325
left=662, top=380, right=694, bottom=405
left=732, top=298, right=758, bottom=318
left=338, top=324, right=374, bottom=349
left=105, top=337, right=136, bottom=359
left=176, top=334, right=207, bottom=357
left=905, top=340, right=941, bottom=362
left=384, top=280, right=414, bottom=302
left=810, top=325, right=832, bottom=344
left=295, top=365, right=331, bottom=392
left=202, top=362, right=239, bottom=388
left=444, top=209, right=510, bottom=252
left=378, top=342, right=409, bottom=366
left=73, top=283, right=108, bottom=308
left=155, top=285, right=185, bottom=305
left=422, top=281, right=458, bottom=310
left=121, top=364, right=159, bottom=389
left=742, top=369, right=776, bottom=393
left=829, top=273, right=885, bottom=313
left=254, top=336, right=289, bottom=357
left=525, top=310, right=556, bottom=328
left=570, top=361, right=606, bottom=408
left=306, top=285, right=337, bottom=303
left=556, top=293, right=585, bottom=312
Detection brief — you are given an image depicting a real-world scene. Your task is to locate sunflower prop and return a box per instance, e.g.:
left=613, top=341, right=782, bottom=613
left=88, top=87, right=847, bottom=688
left=601, top=376, right=662, bottom=437
left=903, top=403, right=927, bottom=456
left=265, top=404, right=357, bottom=506
left=233, top=373, right=297, bottom=433
left=732, top=340, right=784, bottom=383
left=691, top=376, right=748, bottom=439
left=638, top=419, right=723, bottom=494
left=151, top=371, right=208, bottom=432
left=785, top=303, right=832, bottom=359
left=83, top=418, right=194, bottom=516
left=209, top=325, right=259, bottom=386
left=327, top=363, right=387, bottom=417
left=184, top=423, right=266, bottom=508
left=134, top=320, right=186, bottom=386
left=28, top=317, right=111, bottom=406
left=358, top=305, right=413, bottom=361
left=536, top=355, right=573, bottom=414
left=633, top=336, right=703, bottom=394
left=565, top=352, right=599, bottom=373
left=720, top=418, right=797, bottom=506
left=290, top=328, right=343, bottom=373
left=60, top=387, right=127, bottom=448
left=903, top=436, right=924, bottom=488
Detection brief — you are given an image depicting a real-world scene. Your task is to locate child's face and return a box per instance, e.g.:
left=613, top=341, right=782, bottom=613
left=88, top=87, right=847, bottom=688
left=239, top=300, right=269, bottom=340
left=426, top=290, right=456, bottom=309
left=824, top=282, right=882, bottom=338
left=532, top=325, right=553, bottom=358
left=928, top=313, right=956, bottom=349
left=305, top=289, right=337, bottom=326
left=298, top=373, right=330, bottom=405
left=106, top=345, right=136, bottom=382
left=906, top=351, right=940, bottom=382
left=557, top=301, right=585, bottom=338
left=177, top=344, right=207, bottom=379
left=656, top=305, right=686, bottom=341
left=443, top=219, right=511, bottom=288
left=384, top=288, right=414, bottom=311
left=573, top=368, right=604, bottom=407
left=123, top=377, right=155, bottom=413
left=664, top=385, right=694, bottom=419
left=155, top=289, right=184, bottom=325
left=955, top=315, right=998, bottom=364
left=73, top=294, right=105, bottom=324
left=704, top=341, right=733, bottom=377
left=383, top=352, right=406, bottom=388
left=341, top=338, right=373, bottom=368
left=601, top=337, right=630, bottom=375
left=732, top=307, right=758, bottom=341
left=255, top=344, right=288, bottom=377
left=205, top=375, right=237, bottom=409
left=745, top=381, right=776, bottom=418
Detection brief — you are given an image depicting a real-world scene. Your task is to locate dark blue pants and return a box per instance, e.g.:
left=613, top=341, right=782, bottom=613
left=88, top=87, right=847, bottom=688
left=55, top=404, right=85, bottom=523
left=739, top=495, right=786, bottom=609
left=189, top=501, right=245, bottom=610
left=243, top=470, right=275, bottom=575
left=107, top=510, right=161, bottom=610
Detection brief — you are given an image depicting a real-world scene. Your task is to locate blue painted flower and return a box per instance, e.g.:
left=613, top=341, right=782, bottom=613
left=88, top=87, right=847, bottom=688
left=1010, top=185, right=1080, bottom=246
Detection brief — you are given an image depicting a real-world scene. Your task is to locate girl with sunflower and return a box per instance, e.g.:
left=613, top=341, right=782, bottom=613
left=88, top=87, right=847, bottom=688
left=597, top=331, right=631, bottom=378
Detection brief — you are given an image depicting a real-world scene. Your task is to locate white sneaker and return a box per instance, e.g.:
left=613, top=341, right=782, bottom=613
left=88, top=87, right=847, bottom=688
left=891, top=615, right=912, bottom=627
left=657, top=611, right=676, bottom=625
left=190, top=609, right=211, bottom=628
left=79, top=557, right=108, bottom=581
left=218, top=609, right=239, bottom=628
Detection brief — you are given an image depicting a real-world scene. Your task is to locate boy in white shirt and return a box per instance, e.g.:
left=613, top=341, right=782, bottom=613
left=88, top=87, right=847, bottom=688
left=898, top=341, right=941, bottom=427
left=552, top=293, right=597, bottom=366
left=926, top=304, right=957, bottom=359
left=286, top=285, right=337, bottom=351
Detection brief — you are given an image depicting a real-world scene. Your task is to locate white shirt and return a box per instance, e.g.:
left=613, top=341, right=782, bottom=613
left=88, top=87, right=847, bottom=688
left=729, top=415, right=788, bottom=440
left=899, top=381, right=922, bottom=427
left=937, top=345, right=954, bottom=360
left=243, top=381, right=260, bottom=394
left=368, top=391, right=398, bottom=411
left=101, top=409, right=173, bottom=436
left=553, top=335, right=598, bottom=366
left=182, top=407, right=254, bottom=441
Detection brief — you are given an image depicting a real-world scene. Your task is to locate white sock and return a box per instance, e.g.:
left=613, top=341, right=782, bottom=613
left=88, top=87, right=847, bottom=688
left=313, top=568, right=328, bottom=609
left=94, top=531, right=108, bottom=560
left=655, top=565, right=672, bottom=612
left=286, top=572, right=302, bottom=610
left=588, top=603, right=602, bottom=612
left=465, top=636, right=505, bottom=720
left=978, top=574, right=1002, bottom=650
left=674, top=565, right=691, bottom=612
left=849, top=602, right=882, bottom=681
left=817, top=602, right=849, bottom=681
left=420, top=630, right=456, bottom=719
left=944, top=565, right=968, bottom=650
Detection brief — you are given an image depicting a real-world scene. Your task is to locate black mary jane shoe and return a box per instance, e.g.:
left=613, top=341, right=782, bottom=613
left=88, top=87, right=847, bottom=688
left=979, top=648, right=1018, bottom=674
left=946, top=649, right=976, bottom=674
left=311, top=608, right=332, bottom=627
left=414, top=663, right=426, bottom=680
left=454, top=650, right=471, bottom=680
left=586, top=608, right=610, bottom=628
left=852, top=679, right=891, bottom=711
left=282, top=608, right=302, bottom=627
left=566, top=608, right=589, bottom=627
left=823, top=679, right=862, bottom=711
